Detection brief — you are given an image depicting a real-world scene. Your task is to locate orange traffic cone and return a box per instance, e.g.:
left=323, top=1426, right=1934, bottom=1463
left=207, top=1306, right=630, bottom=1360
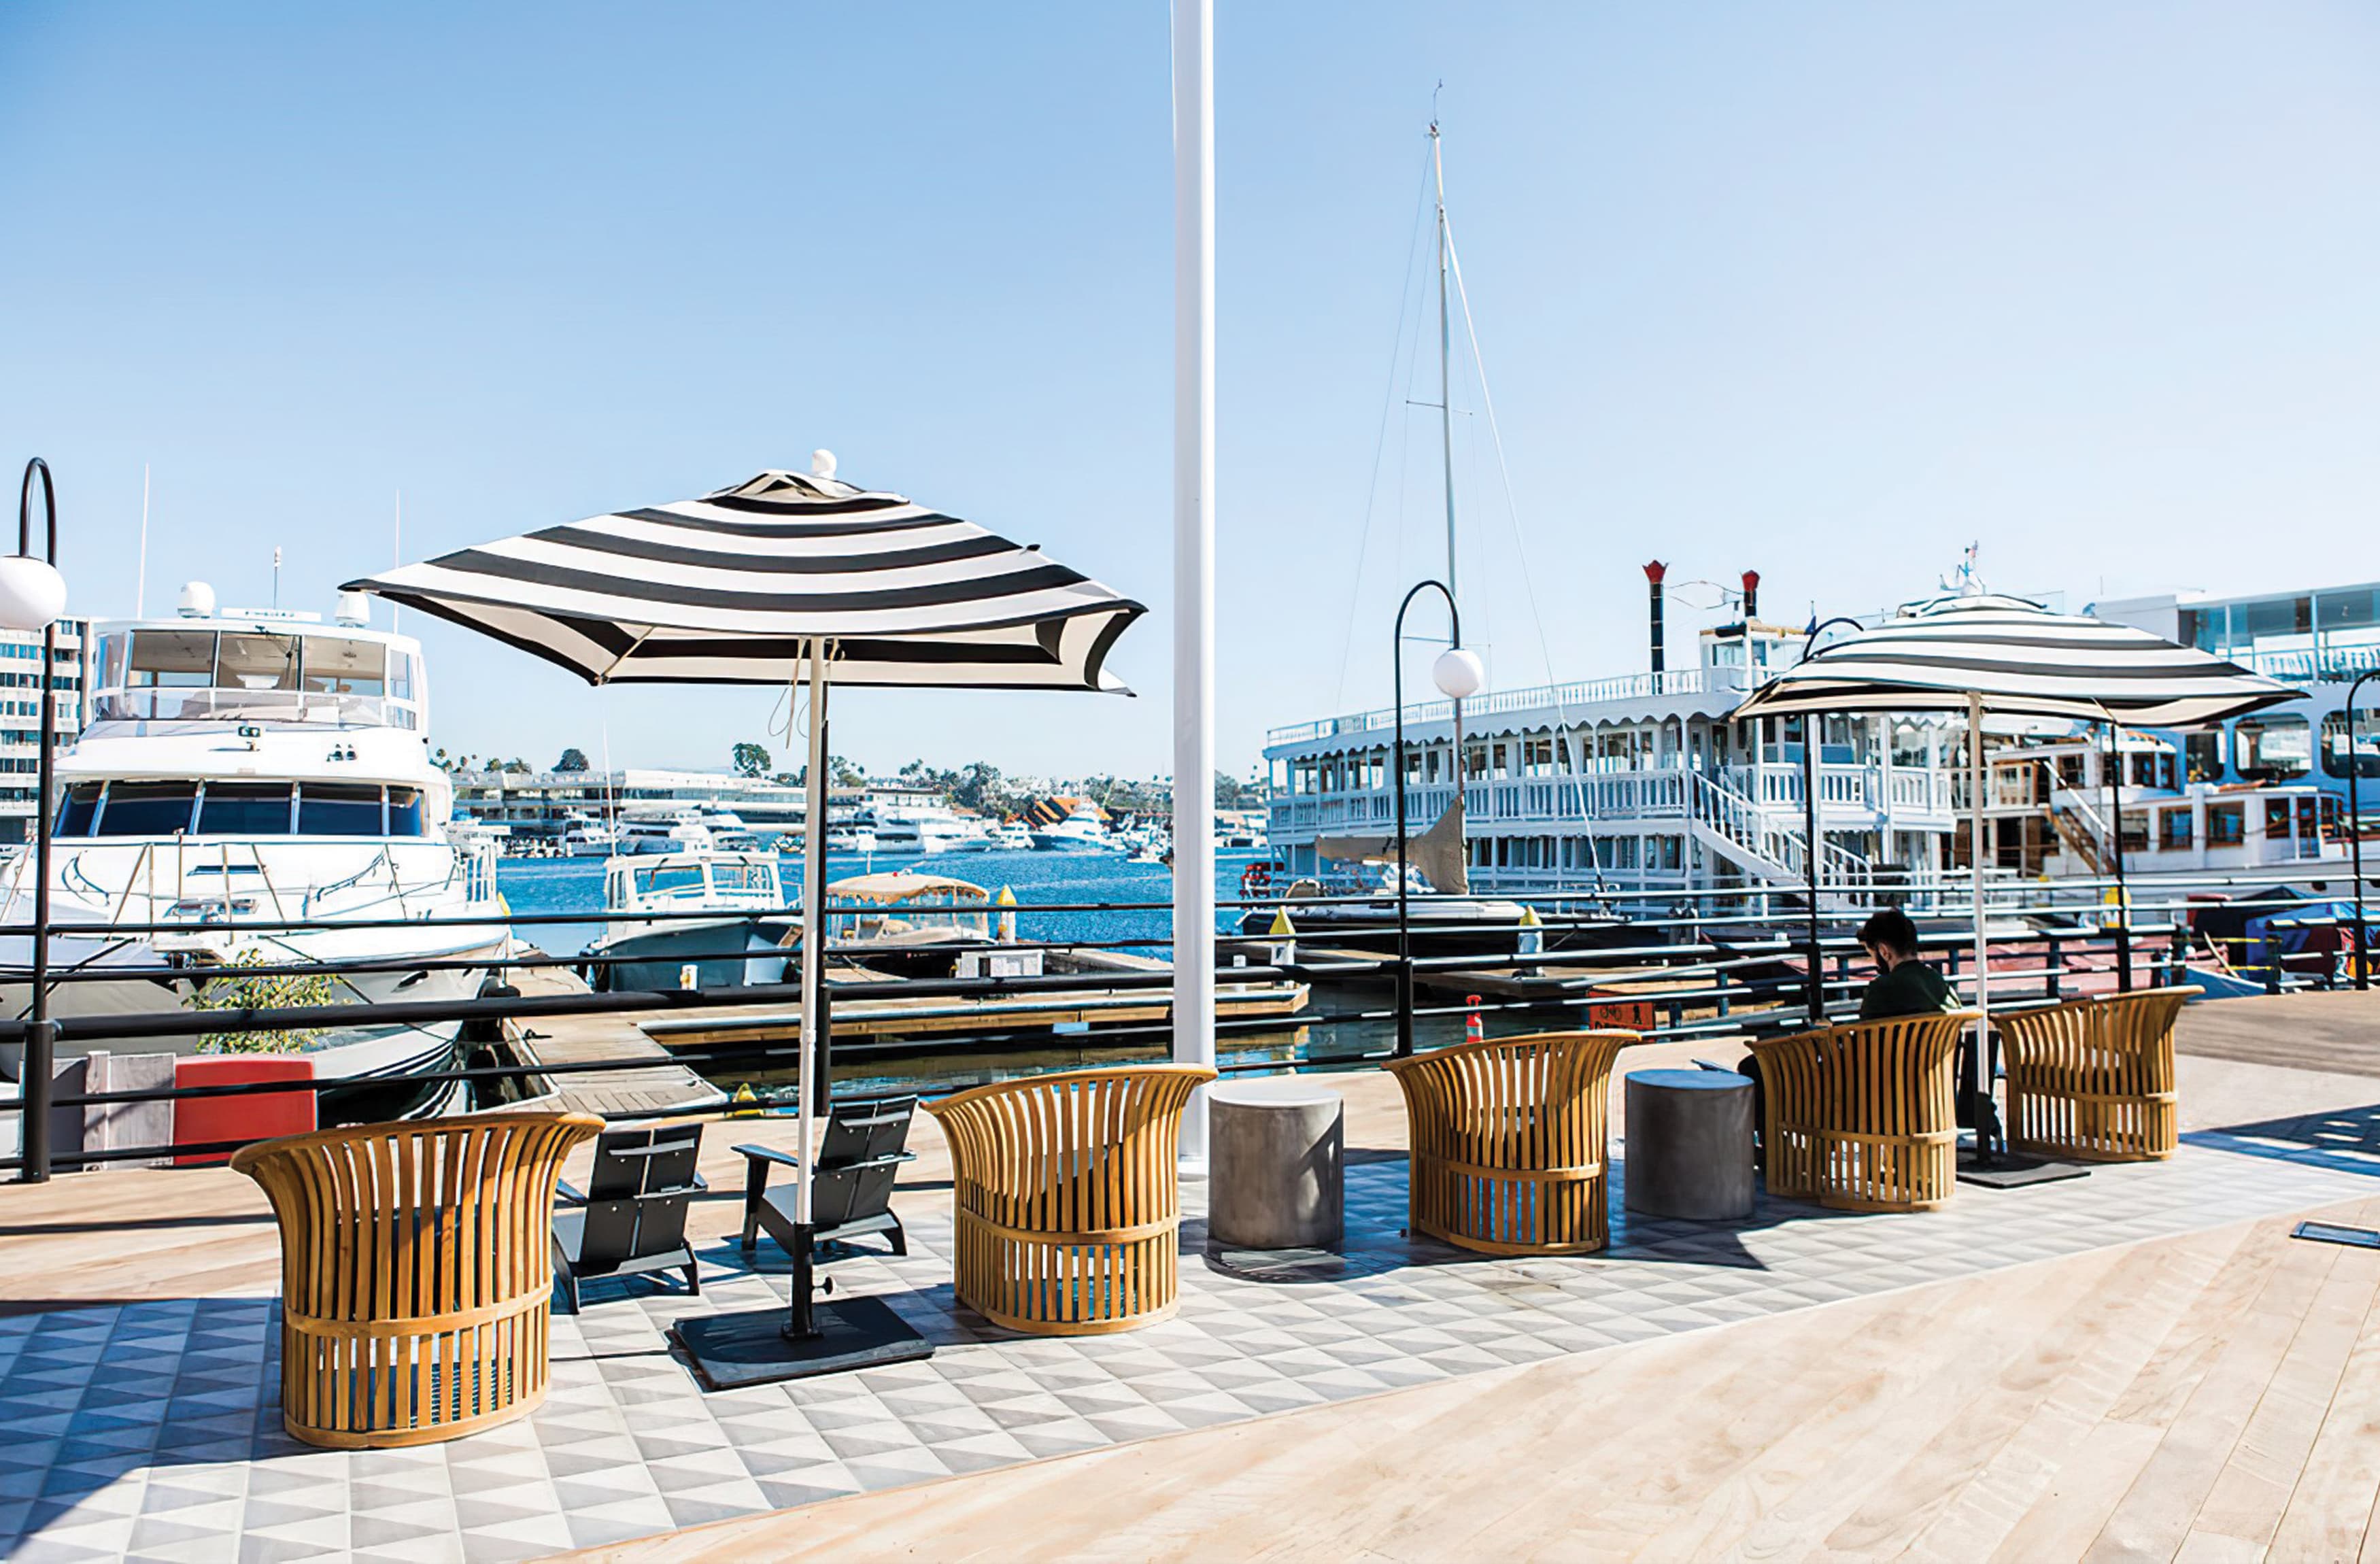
left=1465, top=996, right=1484, bottom=1044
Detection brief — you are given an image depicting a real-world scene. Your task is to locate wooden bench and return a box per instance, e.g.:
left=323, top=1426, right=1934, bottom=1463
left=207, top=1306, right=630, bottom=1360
left=1748, top=1012, right=1975, bottom=1212
left=925, top=1064, right=1214, bottom=1335
left=1383, top=1030, right=1642, bottom=1255
left=1999, top=987, right=2196, bottom=1162
left=231, top=1111, right=603, bottom=1448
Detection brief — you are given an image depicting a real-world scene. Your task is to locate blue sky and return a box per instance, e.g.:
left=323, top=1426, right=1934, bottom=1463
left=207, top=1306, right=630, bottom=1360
left=3, top=3, right=2376, bottom=781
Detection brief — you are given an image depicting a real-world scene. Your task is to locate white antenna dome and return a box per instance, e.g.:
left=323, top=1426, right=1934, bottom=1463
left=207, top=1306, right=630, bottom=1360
left=333, top=590, right=371, bottom=628
left=177, top=580, right=217, bottom=619
left=811, top=449, right=837, bottom=479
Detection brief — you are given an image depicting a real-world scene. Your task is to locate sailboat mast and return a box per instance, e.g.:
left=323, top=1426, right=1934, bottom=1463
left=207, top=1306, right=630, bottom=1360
left=1431, top=119, right=1457, bottom=598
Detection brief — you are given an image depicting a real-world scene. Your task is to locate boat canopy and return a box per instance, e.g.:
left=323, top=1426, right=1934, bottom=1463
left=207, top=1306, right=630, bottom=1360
left=827, top=872, right=991, bottom=906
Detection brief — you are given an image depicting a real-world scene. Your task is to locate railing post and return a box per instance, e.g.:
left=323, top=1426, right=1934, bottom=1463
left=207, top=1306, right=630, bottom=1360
left=19, top=1018, right=54, bottom=1183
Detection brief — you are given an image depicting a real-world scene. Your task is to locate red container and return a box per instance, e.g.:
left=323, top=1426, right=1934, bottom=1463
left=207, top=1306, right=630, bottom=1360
left=171, top=1055, right=316, bottom=1166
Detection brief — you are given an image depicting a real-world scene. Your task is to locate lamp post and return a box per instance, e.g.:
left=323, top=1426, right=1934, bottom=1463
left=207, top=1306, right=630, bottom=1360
left=1392, top=580, right=1480, bottom=1059
left=2349, top=670, right=2379, bottom=991
left=7, top=460, right=67, bottom=1184
left=1799, top=615, right=1865, bottom=1024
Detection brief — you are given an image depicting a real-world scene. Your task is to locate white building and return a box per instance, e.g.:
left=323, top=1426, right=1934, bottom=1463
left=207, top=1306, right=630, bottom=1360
left=449, top=768, right=837, bottom=834
left=0, top=618, right=89, bottom=845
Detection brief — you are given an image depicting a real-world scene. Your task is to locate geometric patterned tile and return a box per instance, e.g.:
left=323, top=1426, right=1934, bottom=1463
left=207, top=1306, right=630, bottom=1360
left=3, top=1119, right=2373, bottom=1563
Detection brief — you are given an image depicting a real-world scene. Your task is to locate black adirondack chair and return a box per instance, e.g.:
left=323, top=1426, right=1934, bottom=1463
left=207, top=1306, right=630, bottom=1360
left=551, top=1121, right=707, bottom=1312
left=737, top=1095, right=917, bottom=1261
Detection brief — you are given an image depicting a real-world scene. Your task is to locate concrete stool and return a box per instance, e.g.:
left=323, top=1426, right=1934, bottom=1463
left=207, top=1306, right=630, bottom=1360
left=1208, top=1077, right=1344, bottom=1249
left=1624, top=1069, right=1755, bottom=1221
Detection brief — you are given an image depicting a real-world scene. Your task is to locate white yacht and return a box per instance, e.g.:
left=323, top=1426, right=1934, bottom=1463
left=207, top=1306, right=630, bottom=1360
left=824, top=822, right=878, bottom=854
left=987, top=821, right=1035, bottom=851
left=558, top=811, right=621, bottom=857
left=0, top=587, right=507, bottom=1122
left=1032, top=807, right=1115, bottom=851
left=581, top=849, right=790, bottom=991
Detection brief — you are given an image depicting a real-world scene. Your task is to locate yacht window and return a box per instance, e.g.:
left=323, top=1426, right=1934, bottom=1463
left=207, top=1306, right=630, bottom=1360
left=2208, top=802, right=2245, bottom=845
left=297, top=782, right=384, bottom=835
left=127, top=630, right=216, bottom=687
left=54, top=783, right=100, bottom=836
left=95, top=634, right=127, bottom=690
left=388, top=652, right=416, bottom=702
left=2236, top=716, right=2312, bottom=780
left=216, top=633, right=300, bottom=692
left=711, top=862, right=772, bottom=894
left=2265, top=799, right=2292, bottom=838
left=636, top=865, right=706, bottom=896
left=2185, top=730, right=2224, bottom=783
left=2319, top=711, right=2380, bottom=779
left=97, top=781, right=197, bottom=836
left=300, top=637, right=387, bottom=696
left=2159, top=808, right=2192, bottom=850
left=387, top=787, right=424, bottom=836
left=197, top=782, right=294, bottom=836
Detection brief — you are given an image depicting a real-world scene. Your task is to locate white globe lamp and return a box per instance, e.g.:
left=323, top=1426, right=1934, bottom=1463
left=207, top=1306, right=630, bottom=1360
left=1431, top=646, right=1485, bottom=700
left=0, top=555, right=66, bottom=632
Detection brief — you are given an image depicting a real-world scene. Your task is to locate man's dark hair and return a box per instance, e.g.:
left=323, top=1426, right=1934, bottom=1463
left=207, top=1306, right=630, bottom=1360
left=1856, top=907, right=1922, bottom=960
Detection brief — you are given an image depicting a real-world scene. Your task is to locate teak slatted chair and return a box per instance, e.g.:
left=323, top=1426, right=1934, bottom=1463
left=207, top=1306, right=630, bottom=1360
left=551, top=1121, right=708, bottom=1312
left=1382, top=1030, right=1642, bottom=1256
left=231, top=1110, right=602, bottom=1448
left=738, top=1094, right=918, bottom=1261
left=1747, top=1011, right=1975, bottom=1212
left=925, top=1064, right=1214, bottom=1336
left=1999, top=986, right=2196, bottom=1162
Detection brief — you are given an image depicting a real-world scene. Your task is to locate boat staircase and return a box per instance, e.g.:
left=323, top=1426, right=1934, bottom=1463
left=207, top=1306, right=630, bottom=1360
left=1683, top=770, right=1878, bottom=901
left=2045, top=775, right=2114, bottom=876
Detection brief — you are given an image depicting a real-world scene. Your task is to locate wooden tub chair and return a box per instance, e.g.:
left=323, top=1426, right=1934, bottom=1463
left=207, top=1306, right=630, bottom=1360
left=231, top=1111, right=603, bottom=1448
left=1747, top=1011, right=1975, bottom=1212
left=925, top=1064, right=1214, bottom=1335
left=1999, top=987, right=2196, bottom=1162
left=1382, top=1030, right=1642, bottom=1256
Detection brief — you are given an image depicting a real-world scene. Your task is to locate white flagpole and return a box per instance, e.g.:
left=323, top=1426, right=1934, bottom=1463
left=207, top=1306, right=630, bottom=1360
left=1171, top=0, right=1217, bottom=1170
left=798, top=649, right=830, bottom=1227
left=1969, top=690, right=1992, bottom=1141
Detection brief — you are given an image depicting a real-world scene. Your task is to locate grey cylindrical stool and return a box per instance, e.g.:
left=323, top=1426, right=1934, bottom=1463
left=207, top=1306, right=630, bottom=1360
left=1624, top=1069, right=1755, bottom=1221
left=1208, top=1077, right=1344, bottom=1249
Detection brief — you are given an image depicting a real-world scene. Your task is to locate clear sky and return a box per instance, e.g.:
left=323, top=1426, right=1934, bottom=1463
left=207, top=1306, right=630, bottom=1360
left=3, top=3, right=2375, bottom=782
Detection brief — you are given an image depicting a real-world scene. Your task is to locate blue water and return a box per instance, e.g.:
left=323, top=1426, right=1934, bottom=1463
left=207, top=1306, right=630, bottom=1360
left=496, top=848, right=1260, bottom=958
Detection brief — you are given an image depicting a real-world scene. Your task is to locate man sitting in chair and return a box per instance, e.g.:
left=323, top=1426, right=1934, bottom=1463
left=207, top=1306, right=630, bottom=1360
left=1856, top=907, right=1953, bottom=1020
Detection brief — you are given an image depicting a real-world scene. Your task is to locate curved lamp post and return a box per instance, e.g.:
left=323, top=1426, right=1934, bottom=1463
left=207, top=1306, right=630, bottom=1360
left=5, top=460, right=66, bottom=1184
left=2349, top=669, right=2379, bottom=991
left=1798, top=615, right=1865, bottom=1023
left=1393, top=580, right=1482, bottom=1058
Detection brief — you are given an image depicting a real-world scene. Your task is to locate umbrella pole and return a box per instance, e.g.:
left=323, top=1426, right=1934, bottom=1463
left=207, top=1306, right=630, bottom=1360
left=789, top=650, right=830, bottom=1340
left=1968, top=690, right=1995, bottom=1166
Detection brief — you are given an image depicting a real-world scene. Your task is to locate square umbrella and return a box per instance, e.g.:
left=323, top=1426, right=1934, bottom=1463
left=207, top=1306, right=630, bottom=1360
left=347, top=456, right=1144, bottom=1378
left=1733, top=591, right=2298, bottom=1163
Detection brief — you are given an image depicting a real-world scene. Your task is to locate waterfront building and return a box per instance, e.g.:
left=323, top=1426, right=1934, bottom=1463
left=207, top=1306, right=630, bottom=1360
left=0, top=617, right=88, bottom=845
left=449, top=767, right=842, bottom=835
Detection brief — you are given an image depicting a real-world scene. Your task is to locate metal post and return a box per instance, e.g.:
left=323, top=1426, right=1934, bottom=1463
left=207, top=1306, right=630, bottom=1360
left=18, top=460, right=57, bottom=1185
left=1393, top=581, right=1461, bottom=1059
left=788, top=646, right=830, bottom=1338
left=2351, top=671, right=2377, bottom=990
left=1171, top=0, right=1217, bottom=1171
left=2104, top=722, right=2132, bottom=991
left=1795, top=617, right=1865, bottom=1026
left=1968, top=690, right=1993, bottom=1161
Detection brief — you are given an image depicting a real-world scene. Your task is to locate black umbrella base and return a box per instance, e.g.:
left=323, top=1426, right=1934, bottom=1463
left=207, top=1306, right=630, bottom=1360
left=674, top=1295, right=933, bottom=1390
left=1956, top=1148, right=2092, bottom=1190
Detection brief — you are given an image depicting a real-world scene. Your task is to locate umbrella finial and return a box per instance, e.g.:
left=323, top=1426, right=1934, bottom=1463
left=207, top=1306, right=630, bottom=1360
left=811, top=449, right=837, bottom=480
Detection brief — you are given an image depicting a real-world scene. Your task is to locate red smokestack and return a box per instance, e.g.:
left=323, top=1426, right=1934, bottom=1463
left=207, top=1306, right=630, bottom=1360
left=1741, top=569, right=1761, bottom=621
left=1644, top=560, right=1667, bottom=674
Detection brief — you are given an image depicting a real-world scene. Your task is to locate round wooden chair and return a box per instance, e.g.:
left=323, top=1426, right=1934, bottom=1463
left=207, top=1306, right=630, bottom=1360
left=1999, top=987, right=2196, bottom=1162
left=1383, top=1030, right=1642, bottom=1255
left=925, top=1064, right=1213, bottom=1335
left=1747, top=1012, right=1975, bottom=1212
left=231, top=1110, right=603, bottom=1448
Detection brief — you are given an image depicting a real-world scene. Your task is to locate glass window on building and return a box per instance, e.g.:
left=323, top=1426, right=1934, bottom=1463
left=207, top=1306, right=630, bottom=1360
left=2236, top=716, right=2313, bottom=780
left=2209, top=802, right=2245, bottom=845
left=2321, top=711, right=2380, bottom=779
left=2241, top=595, right=2313, bottom=643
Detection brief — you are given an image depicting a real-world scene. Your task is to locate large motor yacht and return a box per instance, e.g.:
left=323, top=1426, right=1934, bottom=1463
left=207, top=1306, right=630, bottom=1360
left=0, top=585, right=507, bottom=1121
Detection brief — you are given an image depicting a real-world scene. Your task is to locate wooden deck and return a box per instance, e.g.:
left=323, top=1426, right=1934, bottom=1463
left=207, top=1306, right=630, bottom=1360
left=505, top=966, right=730, bottom=1119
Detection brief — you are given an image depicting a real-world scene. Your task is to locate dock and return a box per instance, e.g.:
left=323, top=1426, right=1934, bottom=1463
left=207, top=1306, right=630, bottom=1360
left=503, top=965, right=730, bottom=1119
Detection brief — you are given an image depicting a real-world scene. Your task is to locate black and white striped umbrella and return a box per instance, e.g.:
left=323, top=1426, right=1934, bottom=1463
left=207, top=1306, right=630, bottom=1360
left=1731, top=593, right=2296, bottom=726
left=341, top=466, right=1144, bottom=692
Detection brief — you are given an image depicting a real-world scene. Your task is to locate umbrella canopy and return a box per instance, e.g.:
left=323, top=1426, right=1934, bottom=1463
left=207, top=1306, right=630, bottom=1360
left=341, top=467, right=1144, bottom=692
left=1732, top=593, right=2298, bottom=726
